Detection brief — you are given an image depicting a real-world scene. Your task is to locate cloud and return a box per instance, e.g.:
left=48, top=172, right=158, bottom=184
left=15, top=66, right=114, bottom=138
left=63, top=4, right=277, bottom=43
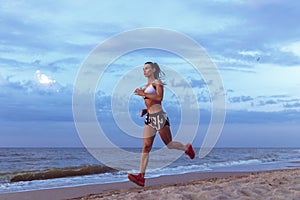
left=189, top=78, right=208, bottom=88
left=0, top=73, right=73, bottom=122
left=283, top=101, right=300, bottom=108
left=226, top=109, right=300, bottom=124
left=197, top=1, right=300, bottom=71
left=0, top=57, right=34, bottom=69
left=229, top=95, right=254, bottom=103
left=281, top=41, right=300, bottom=58
left=238, top=50, right=261, bottom=57
left=257, top=99, right=277, bottom=106
left=2, top=0, right=300, bottom=82
left=225, top=92, right=300, bottom=113
left=35, top=70, right=56, bottom=84
left=1, top=1, right=300, bottom=127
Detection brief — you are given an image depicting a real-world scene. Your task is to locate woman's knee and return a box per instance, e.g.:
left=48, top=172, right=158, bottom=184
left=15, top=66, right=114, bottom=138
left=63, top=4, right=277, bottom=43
left=166, top=142, right=173, bottom=149
left=142, top=143, right=153, bottom=153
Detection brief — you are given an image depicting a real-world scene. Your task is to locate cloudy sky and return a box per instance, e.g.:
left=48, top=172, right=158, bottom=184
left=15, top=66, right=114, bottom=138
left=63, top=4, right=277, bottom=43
left=1, top=0, right=300, bottom=148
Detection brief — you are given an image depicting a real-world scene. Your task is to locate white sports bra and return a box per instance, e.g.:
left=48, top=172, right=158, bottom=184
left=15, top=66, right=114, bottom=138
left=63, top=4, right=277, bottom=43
left=144, top=83, right=156, bottom=94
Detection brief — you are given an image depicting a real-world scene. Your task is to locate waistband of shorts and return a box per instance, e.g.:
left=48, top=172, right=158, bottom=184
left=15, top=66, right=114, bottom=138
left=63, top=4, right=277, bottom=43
left=148, top=110, right=166, bottom=116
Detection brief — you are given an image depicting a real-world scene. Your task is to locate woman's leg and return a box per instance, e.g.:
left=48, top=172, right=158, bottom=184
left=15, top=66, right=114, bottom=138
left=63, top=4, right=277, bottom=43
left=159, top=125, right=195, bottom=159
left=158, top=125, right=186, bottom=151
left=139, top=125, right=156, bottom=177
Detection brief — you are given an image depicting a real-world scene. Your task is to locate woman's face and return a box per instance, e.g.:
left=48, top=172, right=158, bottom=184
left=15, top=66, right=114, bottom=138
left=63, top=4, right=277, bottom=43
left=143, top=64, right=155, bottom=78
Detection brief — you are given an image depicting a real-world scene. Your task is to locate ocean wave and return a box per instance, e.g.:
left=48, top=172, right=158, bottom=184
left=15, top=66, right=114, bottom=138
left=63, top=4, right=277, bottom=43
left=292, top=149, right=300, bottom=153
left=212, top=159, right=262, bottom=168
left=10, top=165, right=116, bottom=183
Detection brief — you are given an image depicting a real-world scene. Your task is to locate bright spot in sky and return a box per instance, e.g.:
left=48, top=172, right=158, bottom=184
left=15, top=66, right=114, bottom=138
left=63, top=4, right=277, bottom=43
left=35, top=70, right=56, bottom=85
left=281, top=40, right=300, bottom=57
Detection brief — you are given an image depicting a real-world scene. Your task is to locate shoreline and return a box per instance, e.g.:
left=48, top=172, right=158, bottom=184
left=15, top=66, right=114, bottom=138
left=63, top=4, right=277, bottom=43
left=1, top=168, right=300, bottom=200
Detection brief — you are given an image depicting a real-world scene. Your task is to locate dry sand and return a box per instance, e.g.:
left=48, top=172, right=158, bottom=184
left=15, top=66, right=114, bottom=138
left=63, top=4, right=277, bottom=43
left=73, top=169, right=300, bottom=200
left=1, top=169, right=300, bottom=200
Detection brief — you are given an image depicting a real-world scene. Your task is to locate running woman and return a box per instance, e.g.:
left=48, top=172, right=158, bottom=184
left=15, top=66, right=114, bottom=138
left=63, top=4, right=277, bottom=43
left=128, top=62, right=195, bottom=187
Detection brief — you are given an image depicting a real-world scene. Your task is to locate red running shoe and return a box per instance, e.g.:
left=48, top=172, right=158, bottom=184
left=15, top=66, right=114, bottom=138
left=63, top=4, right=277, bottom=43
left=185, top=143, right=195, bottom=159
left=128, top=173, right=145, bottom=187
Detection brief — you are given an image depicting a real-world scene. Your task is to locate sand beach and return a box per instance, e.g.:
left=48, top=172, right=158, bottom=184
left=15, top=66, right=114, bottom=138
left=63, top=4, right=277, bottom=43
left=1, top=168, right=299, bottom=200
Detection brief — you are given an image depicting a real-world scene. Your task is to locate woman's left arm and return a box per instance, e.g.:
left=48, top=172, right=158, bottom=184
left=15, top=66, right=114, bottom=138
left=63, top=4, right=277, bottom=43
left=144, top=80, right=163, bottom=101
left=152, top=80, right=163, bottom=101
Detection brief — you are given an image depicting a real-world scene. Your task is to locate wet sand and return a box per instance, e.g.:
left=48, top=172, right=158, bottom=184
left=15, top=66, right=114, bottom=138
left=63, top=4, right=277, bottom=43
left=1, top=169, right=300, bottom=200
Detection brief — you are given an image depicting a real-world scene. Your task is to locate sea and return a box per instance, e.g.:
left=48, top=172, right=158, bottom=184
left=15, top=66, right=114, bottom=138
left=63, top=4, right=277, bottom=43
left=1, top=148, right=300, bottom=194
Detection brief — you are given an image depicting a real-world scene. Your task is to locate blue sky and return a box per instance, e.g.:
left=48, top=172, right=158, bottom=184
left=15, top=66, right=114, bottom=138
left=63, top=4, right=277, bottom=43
left=1, top=0, right=300, bottom=148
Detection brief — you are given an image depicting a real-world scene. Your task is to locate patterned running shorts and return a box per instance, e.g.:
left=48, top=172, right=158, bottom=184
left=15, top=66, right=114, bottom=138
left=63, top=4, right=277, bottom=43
left=144, top=110, right=170, bottom=131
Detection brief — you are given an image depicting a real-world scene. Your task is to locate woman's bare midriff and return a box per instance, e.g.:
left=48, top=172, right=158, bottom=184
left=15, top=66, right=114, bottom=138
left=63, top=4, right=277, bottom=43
left=145, top=100, right=162, bottom=114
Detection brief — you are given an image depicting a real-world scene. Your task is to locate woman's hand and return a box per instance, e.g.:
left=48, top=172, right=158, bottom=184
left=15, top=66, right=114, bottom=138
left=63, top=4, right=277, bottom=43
left=134, top=88, right=144, bottom=96
left=140, top=109, right=148, bottom=117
